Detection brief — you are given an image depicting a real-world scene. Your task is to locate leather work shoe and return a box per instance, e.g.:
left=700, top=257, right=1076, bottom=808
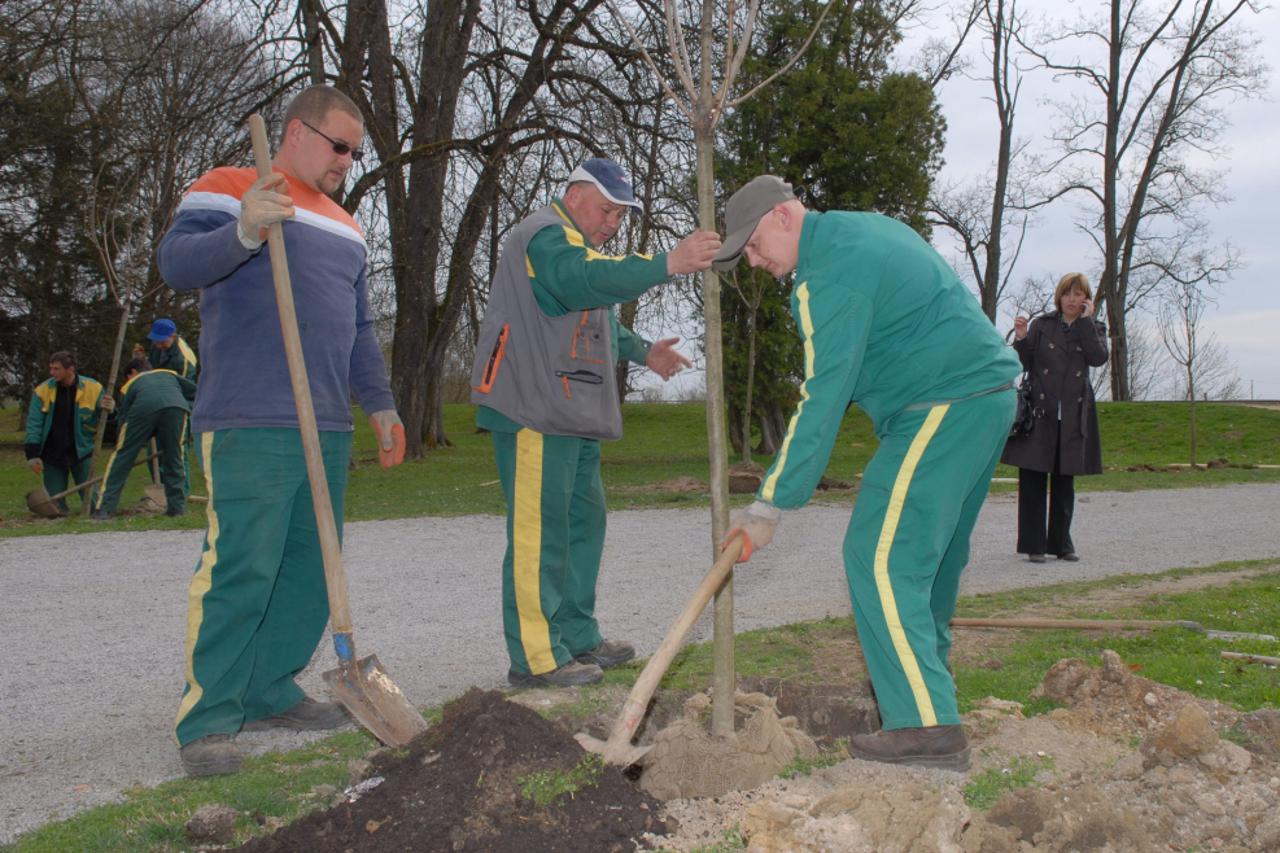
left=849, top=724, right=971, bottom=771
left=508, top=660, right=603, bottom=689
left=242, top=696, right=350, bottom=732
left=180, top=734, right=242, bottom=777
left=1028, top=553, right=1046, bottom=563
left=1057, top=552, right=1080, bottom=562
left=574, top=639, right=636, bottom=669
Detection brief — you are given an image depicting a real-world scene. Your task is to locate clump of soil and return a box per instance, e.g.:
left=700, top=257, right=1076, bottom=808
left=639, top=691, right=819, bottom=800
left=239, top=689, right=667, bottom=852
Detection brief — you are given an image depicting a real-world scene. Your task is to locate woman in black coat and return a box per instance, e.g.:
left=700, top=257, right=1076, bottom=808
left=1001, top=272, right=1109, bottom=563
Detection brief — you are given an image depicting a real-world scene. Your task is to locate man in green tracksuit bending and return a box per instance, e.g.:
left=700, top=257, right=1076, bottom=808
left=93, top=359, right=197, bottom=518
left=716, top=176, right=1019, bottom=771
left=471, top=157, right=720, bottom=688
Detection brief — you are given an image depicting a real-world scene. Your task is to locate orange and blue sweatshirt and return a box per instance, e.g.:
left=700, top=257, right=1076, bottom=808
left=157, top=167, right=393, bottom=433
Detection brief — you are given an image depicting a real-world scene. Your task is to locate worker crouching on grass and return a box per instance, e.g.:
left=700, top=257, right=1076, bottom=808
left=24, top=351, right=108, bottom=513
left=470, top=157, right=720, bottom=688
left=91, top=359, right=195, bottom=519
left=716, top=176, right=1020, bottom=771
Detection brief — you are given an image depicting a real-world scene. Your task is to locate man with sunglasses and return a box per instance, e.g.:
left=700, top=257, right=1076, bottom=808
left=157, top=85, right=405, bottom=778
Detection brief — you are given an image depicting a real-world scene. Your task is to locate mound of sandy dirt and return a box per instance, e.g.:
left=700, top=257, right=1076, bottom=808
left=238, top=689, right=667, bottom=852
left=648, top=650, right=1280, bottom=852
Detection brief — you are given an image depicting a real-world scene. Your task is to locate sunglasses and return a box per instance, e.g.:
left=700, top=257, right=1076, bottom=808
left=300, top=120, right=365, bottom=162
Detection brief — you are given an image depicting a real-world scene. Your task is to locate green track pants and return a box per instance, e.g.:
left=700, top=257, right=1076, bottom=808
left=41, top=456, right=93, bottom=512
left=492, top=428, right=606, bottom=676
left=174, top=428, right=350, bottom=746
left=843, top=390, right=1014, bottom=730
left=95, top=407, right=188, bottom=514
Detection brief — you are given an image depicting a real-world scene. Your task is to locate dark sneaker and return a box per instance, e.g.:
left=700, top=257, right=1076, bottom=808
left=242, top=696, right=350, bottom=732
left=90, top=510, right=111, bottom=521
left=1028, top=554, right=1046, bottom=563
left=574, top=639, right=635, bottom=669
left=508, top=660, right=603, bottom=688
left=165, top=506, right=185, bottom=517
left=849, top=724, right=970, bottom=771
left=1057, top=552, right=1080, bottom=562
left=180, top=733, right=242, bottom=777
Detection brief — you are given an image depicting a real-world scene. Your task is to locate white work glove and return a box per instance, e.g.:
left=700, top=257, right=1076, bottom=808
left=722, top=500, right=782, bottom=563
left=28, top=457, right=44, bottom=474
left=237, top=172, right=295, bottom=248
left=99, top=395, right=115, bottom=412
left=368, top=409, right=406, bottom=469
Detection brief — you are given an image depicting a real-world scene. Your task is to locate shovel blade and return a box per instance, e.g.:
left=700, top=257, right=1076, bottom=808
left=574, top=731, right=652, bottom=767
left=322, top=653, right=428, bottom=747
left=25, top=488, right=65, bottom=518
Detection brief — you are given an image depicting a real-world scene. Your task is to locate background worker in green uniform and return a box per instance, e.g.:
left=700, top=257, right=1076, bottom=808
left=92, top=359, right=196, bottom=518
left=24, top=351, right=108, bottom=513
left=715, top=176, right=1020, bottom=771
left=471, top=157, right=720, bottom=688
left=146, top=317, right=198, bottom=380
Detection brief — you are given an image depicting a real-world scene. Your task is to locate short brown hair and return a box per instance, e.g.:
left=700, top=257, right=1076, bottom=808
left=1054, top=272, right=1092, bottom=312
left=49, top=351, right=75, bottom=369
left=280, top=85, right=362, bottom=145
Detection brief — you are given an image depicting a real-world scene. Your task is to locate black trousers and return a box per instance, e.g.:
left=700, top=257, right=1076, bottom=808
left=1016, top=444, right=1075, bottom=557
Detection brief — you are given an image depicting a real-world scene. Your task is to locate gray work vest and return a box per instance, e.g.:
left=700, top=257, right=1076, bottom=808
left=470, top=204, right=622, bottom=440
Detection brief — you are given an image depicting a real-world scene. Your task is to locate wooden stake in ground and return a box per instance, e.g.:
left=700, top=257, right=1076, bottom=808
left=605, top=0, right=835, bottom=736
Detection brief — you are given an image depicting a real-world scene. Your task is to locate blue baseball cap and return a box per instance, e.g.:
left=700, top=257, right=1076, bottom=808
left=147, top=318, right=177, bottom=341
left=567, top=158, right=643, bottom=212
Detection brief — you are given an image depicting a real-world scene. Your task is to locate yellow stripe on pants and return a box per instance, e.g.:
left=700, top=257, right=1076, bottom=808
left=94, top=421, right=129, bottom=511
left=872, top=403, right=949, bottom=727
left=514, top=429, right=556, bottom=674
left=174, top=432, right=221, bottom=739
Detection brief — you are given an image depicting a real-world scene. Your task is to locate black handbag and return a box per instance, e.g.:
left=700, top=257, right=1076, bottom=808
left=1009, top=373, right=1038, bottom=438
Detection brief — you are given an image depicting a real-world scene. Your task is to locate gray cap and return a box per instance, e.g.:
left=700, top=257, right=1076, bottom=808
left=713, top=175, right=797, bottom=270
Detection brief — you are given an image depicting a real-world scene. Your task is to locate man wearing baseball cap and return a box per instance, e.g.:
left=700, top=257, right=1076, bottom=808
left=716, top=175, right=1019, bottom=771
left=471, top=157, right=720, bottom=688
left=146, top=317, right=198, bottom=381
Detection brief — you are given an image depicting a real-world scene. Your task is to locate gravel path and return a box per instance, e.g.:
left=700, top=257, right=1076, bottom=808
left=2, top=482, right=1278, bottom=842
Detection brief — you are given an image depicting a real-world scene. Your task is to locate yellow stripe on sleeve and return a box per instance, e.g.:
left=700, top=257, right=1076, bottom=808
left=761, top=281, right=815, bottom=503
left=872, top=404, right=950, bottom=726
left=174, top=432, right=220, bottom=738
left=513, top=429, right=557, bottom=675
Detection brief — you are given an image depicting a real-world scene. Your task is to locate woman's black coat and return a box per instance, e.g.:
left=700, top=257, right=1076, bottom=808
left=1001, top=311, right=1109, bottom=476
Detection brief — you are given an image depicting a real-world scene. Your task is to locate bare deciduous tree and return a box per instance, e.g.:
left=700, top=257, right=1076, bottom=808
left=1022, top=0, right=1265, bottom=400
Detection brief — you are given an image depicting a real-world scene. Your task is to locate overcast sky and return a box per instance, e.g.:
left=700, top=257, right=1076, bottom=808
left=908, top=0, right=1279, bottom=399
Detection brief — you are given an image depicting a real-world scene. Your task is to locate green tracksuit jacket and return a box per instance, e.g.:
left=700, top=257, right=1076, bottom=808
left=759, top=210, right=1020, bottom=730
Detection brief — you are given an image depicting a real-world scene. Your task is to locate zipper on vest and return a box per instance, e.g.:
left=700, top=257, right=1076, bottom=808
left=474, top=323, right=510, bottom=393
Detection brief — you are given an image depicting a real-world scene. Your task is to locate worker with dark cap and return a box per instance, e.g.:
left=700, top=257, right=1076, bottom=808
left=470, top=157, right=720, bottom=688
left=146, top=317, right=198, bottom=381
left=93, top=359, right=196, bottom=518
left=715, top=175, right=1019, bottom=772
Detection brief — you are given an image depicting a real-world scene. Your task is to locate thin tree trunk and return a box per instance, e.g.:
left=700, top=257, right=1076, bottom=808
left=83, top=302, right=131, bottom=514
left=695, top=119, right=734, bottom=737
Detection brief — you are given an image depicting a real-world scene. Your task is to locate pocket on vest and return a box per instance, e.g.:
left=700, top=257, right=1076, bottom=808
left=474, top=323, right=510, bottom=394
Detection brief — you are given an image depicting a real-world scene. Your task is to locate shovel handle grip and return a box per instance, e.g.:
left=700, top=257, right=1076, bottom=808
left=248, top=114, right=353, bottom=636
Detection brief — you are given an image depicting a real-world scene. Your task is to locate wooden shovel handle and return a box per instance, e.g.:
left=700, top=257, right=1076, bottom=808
left=248, top=114, right=352, bottom=635
left=605, top=537, right=741, bottom=750
left=45, top=451, right=158, bottom=501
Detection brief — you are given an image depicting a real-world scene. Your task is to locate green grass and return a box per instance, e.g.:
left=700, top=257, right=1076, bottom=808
left=4, top=400, right=1279, bottom=537
left=962, top=753, right=1056, bottom=810
left=515, top=753, right=605, bottom=807
left=779, top=738, right=849, bottom=779
left=7, top=561, right=1276, bottom=850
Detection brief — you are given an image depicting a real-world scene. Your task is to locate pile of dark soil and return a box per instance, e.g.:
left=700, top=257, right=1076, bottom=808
left=239, top=689, right=668, bottom=852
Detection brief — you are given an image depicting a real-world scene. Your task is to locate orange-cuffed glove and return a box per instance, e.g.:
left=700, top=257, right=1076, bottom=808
left=368, top=409, right=406, bottom=468
left=721, top=501, right=781, bottom=564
